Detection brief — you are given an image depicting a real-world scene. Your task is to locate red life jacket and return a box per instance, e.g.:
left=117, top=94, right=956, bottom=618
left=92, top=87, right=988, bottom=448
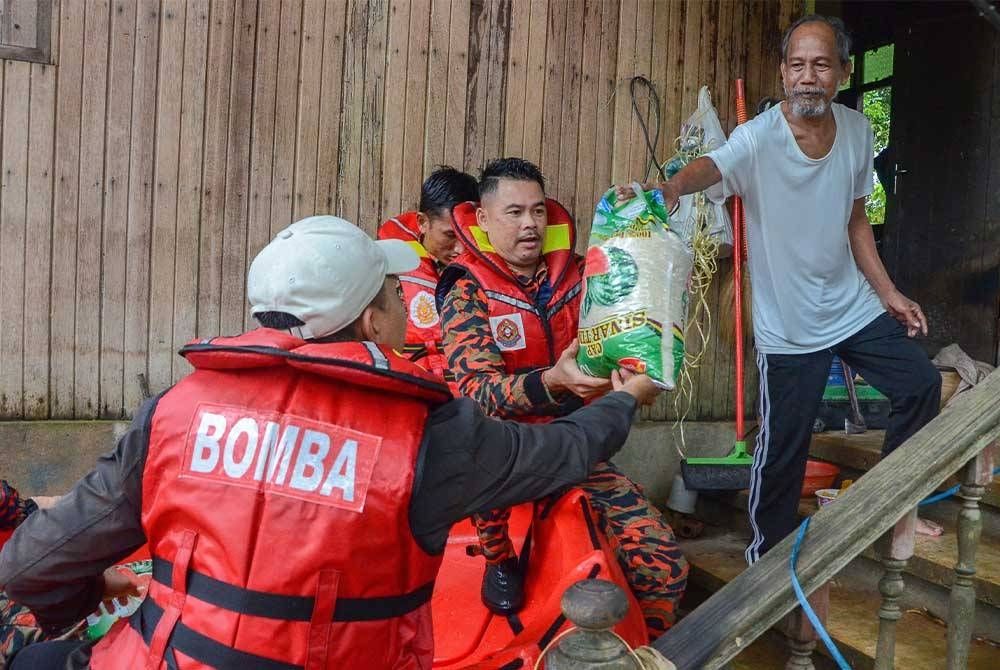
left=437, top=200, right=583, bottom=416
left=90, top=330, right=450, bottom=670
left=377, top=213, right=453, bottom=391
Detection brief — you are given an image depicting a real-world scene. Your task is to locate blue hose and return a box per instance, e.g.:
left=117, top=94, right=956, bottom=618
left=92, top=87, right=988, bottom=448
left=789, top=517, right=853, bottom=669
left=789, top=465, right=1000, bottom=668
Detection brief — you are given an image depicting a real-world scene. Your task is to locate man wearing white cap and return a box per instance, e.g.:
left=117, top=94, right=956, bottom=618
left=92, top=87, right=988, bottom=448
left=0, top=216, right=661, bottom=670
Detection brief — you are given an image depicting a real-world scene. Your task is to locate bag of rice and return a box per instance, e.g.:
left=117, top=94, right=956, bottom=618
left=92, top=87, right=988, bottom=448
left=577, top=185, right=694, bottom=389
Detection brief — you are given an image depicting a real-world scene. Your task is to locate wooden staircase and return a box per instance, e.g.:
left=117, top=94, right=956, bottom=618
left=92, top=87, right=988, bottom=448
left=676, top=430, right=1000, bottom=669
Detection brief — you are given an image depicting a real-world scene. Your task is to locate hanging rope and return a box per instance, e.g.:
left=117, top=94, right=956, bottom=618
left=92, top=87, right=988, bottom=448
left=628, top=76, right=668, bottom=183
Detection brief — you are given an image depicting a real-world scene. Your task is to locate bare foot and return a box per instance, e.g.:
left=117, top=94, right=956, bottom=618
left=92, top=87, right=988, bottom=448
left=916, top=517, right=944, bottom=537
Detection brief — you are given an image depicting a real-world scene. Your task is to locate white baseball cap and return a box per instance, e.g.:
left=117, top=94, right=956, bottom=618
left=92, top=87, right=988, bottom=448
left=248, top=215, right=419, bottom=339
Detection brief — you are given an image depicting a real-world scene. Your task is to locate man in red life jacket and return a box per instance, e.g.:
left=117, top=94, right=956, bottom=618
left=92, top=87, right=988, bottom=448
left=377, top=167, right=478, bottom=388
left=0, top=215, right=662, bottom=670
left=437, top=158, right=688, bottom=639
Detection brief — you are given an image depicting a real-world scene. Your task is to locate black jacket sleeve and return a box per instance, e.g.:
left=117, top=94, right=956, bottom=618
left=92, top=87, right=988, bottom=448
left=0, top=396, right=159, bottom=631
left=409, top=392, right=638, bottom=554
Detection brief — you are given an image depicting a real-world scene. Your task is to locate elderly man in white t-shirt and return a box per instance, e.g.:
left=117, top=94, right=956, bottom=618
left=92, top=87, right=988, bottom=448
left=633, top=14, right=942, bottom=562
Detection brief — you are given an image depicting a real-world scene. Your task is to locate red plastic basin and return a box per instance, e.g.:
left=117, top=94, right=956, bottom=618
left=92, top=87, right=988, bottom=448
left=800, top=459, right=840, bottom=497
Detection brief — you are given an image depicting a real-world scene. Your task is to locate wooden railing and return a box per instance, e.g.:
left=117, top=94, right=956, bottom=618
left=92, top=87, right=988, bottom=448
left=653, top=370, right=1000, bottom=670
left=645, top=367, right=1000, bottom=669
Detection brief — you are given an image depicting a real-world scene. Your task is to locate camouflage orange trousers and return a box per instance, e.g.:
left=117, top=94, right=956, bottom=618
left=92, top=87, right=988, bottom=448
left=472, top=462, right=688, bottom=639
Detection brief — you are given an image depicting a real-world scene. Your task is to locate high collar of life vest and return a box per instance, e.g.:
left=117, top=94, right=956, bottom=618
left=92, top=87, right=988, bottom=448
left=181, top=329, right=451, bottom=404
left=443, top=199, right=577, bottom=298
left=377, top=211, right=439, bottom=281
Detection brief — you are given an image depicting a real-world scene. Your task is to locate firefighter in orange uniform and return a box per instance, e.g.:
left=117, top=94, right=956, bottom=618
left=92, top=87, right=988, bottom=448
left=0, top=216, right=662, bottom=669
left=437, top=158, right=688, bottom=640
left=377, top=167, right=478, bottom=389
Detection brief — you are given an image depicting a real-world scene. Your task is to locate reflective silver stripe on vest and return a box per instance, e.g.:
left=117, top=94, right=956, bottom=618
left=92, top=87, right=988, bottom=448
left=484, top=290, right=538, bottom=315
left=363, top=342, right=390, bottom=370
left=399, top=275, right=438, bottom=290
left=546, top=281, right=582, bottom=318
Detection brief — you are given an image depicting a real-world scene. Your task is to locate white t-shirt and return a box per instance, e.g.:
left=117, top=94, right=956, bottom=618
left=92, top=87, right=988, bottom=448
left=707, top=102, right=885, bottom=354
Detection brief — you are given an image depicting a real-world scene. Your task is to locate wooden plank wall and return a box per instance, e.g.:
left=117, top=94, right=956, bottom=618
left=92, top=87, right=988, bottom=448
left=0, top=0, right=799, bottom=420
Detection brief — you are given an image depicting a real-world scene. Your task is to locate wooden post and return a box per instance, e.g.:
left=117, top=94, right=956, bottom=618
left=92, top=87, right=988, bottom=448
left=777, top=583, right=829, bottom=670
left=544, top=580, right=642, bottom=670
left=946, top=445, right=995, bottom=670
left=874, top=509, right=916, bottom=669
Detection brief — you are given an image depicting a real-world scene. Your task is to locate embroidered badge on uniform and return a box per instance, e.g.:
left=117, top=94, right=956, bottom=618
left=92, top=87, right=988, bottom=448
left=489, top=313, right=527, bottom=351
left=409, top=290, right=439, bottom=329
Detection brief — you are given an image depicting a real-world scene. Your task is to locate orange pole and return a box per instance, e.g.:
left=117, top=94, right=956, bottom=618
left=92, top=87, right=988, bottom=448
left=733, top=79, right=748, bottom=442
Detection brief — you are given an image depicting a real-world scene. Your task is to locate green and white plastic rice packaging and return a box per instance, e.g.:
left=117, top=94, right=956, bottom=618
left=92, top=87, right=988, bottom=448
left=577, top=185, right=694, bottom=389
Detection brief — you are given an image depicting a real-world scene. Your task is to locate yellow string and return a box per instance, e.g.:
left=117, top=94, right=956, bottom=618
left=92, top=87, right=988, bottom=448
left=671, top=192, right=719, bottom=452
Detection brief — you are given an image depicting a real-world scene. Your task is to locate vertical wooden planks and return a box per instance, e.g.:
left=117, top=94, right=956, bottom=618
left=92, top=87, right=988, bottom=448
left=624, top=0, right=653, bottom=183
left=538, top=0, right=565, bottom=191
left=49, top=0, right=85, bottom=418
left=292, top=0, right=325, bottom=222
left=74, top=0, right=110, bottom=418
left=358, top=0, right=389, bottom=232
left=463, top=0, right=490, bottom=172
left=592, top=0, right=619, bottom=204
left=444, top=0, right=470, bottom=169
left=196, top=0, right=235, bottom=341
left=148, top=0, right=185, bottom=395
left=503, top=0, right=530, bottom=157
left=424, top=0, right=453, bottom=172
left=269, top=0, right=303, bottom=237
left=663, top=0, right=685, bottom=143
left=610, top=0, right=636, bottom=183
left=381, top=0, right=412, bottom=217
left=123, top=0, right=161, bottom=413
left=0, top=60, right=30, bottom=418
left=244, top=0, right=280, bottom=331
left=648, top=0, right=670, bottom=168
left=172, top=1, right=210, bottom=382
left=99, top=0, right=137, bottom=416
left=573, top=0, right=604, bottom=227
left=218, top=0, right=257, bottom=337
left=23, top=52, right=58, bottom=419
left=519, top=0, right=546, bottom=165
left=554, top=0, right=584, bottom=210
left=401, top=0, right=432, bottom=210
left=337, top=0, right=367, bottom=222
left=480, top=0, right=510, bottom=167
left=315, top=0, right=348, bottom=215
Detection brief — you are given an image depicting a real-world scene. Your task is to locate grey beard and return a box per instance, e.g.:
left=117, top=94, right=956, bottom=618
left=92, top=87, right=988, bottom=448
left=789, top=96, right=829, bottom=118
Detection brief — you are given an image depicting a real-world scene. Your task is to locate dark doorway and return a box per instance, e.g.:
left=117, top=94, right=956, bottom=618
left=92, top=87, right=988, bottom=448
left=843, top=2, right=1000, bottom=364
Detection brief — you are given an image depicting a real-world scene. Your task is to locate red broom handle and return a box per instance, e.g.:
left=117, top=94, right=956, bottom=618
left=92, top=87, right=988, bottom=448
left=733, top=79, right=748, bottom=442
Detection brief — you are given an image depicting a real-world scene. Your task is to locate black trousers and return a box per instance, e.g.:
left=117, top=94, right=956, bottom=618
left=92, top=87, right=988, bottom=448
left=745, top=312, right=941, bottom=563
left=9, top=639, right=93, bottom=669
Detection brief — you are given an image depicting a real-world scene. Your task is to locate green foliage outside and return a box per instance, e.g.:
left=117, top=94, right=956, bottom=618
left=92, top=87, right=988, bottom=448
left=863, top=87, right=891, bottom=225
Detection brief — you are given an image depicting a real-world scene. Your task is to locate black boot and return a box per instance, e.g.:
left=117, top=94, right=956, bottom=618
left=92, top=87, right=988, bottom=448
left=481, top=556, right=524, bottom=615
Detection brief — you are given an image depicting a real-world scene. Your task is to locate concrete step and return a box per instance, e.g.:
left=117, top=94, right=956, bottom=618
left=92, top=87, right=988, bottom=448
left=679, top=525, right=1000, bottom=670
left=809, top=430, right=1000, bottom=510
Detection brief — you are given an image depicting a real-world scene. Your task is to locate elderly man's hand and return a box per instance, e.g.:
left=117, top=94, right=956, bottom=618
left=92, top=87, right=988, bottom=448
left=881, top=288, right=927, bottom=337
left=613, top=181, right=680, bottom=213
left=541, top=340, right=613, bottom=399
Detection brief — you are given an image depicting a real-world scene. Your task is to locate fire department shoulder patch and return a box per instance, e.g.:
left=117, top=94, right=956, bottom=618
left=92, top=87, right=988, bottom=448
left=489, top=313, right=527, bottom=351
left=409, top=291, right=439, bottom=329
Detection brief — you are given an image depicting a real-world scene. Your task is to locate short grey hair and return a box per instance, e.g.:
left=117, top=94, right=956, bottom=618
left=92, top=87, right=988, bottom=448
left=781, top=14, right=852, bottom=66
